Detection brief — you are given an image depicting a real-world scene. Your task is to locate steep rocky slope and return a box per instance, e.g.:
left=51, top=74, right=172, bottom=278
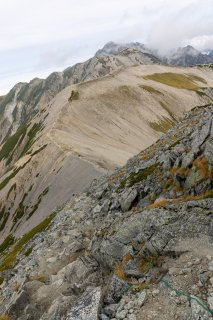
left=0, top=47, right=158, bottom=145
left=1, top=63, right=213, bottom=242
left=0, top=104, right=212, bottom=319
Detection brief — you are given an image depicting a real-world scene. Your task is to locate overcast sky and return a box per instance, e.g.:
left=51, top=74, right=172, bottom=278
left=0, top=0, right=213, bottom=95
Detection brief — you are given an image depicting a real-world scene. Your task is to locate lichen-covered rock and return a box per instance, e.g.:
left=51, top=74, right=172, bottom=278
left=66, top=287, right=102, bottom=320
left=119, top=188, right=137, bottom=212
left=6, top=290, right=30, bottom=317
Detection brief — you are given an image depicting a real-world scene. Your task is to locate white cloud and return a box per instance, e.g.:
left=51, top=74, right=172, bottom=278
left=0, top=0, right=213, bottom=94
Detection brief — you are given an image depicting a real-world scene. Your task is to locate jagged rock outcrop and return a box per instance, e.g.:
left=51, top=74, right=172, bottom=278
left=0, top=105, right=212, bottom=319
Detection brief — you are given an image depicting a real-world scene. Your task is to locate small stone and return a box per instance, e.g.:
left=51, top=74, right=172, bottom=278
left=104, top=304, right=119, bottom=317
left=179, top=296, right=188, bottom=304
left=168, top=267, right=179, bottom=275
left=191, top=295, right=211, bottom=320
left=206, top=256, right=212, bottom=261
left=126, top=301, right=134, bottom=310
left=187, top=262, right=193, bottom=267
left=179, top=268, right=191, bottom=275
left=136, top=291, right=147, bottom=307
left=66, top=287, right=101, bottom=320
left=128, top=314, right=137, bottom=320
left=152, top=289, right=160, bottom=296
left=193, top=258, right=201, bottom=265
left=207, top=296, right=213, bottom=310
left=198, top=272, right=209, bottom=285
left=208, top=261, right=213, bottom=271
left=47, top=257, right=57, bottom=263
left=170, top=291, right=177, bottom=297
left=116, top=309, right=128, bottom=319
left=100, top=314, right=109, bottom=320
left=209, top=277, right=213, bottom=286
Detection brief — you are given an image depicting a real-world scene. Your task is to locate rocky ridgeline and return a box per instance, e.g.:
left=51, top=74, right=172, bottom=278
left=0, top=105, right=213, bottom=319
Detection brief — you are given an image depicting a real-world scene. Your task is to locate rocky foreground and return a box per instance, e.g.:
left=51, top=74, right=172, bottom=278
left=0, top=105, right=213, bottom=319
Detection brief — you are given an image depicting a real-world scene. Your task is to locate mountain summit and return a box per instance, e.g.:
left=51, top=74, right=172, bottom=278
left=166, top=45, right=213, bottom=66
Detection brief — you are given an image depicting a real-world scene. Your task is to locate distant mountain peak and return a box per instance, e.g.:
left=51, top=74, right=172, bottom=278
left=95, top=41, right=148, bottom=56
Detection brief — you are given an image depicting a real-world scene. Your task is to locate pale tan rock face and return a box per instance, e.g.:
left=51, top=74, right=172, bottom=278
left=0, top=61, right=213, bottom=240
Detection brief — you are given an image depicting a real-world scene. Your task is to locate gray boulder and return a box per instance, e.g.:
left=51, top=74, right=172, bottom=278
left=66, top=287, right=102, bottom=320
left=7, top=290, right=30, bottom=317
left=119, top=188, right=137, bottom=212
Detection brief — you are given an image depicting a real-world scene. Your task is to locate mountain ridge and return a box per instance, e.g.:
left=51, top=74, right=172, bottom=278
left=0, top=58, right=213, bottom=242
left=0, top=104, right=212, bottom=319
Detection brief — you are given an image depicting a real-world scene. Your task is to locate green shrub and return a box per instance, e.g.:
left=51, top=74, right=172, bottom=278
left=128, top=164, right=159, bottom=187
left=0, top=235, right=15, bottom=255
left=24, top=247, right=33, bottom=257
left=0, top=158, right=31, bottom=191
left=68, top=90, right=79, bottom=102
left=20, top=123, right=43, bottom=157
left=0, top=125, right=28, bottom=163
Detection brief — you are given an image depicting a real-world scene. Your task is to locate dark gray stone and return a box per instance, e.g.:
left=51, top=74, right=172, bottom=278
left=67, top=287, right=102, bottom=320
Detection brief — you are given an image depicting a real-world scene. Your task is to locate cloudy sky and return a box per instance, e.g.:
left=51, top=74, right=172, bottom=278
left=0, top=0, right=213, bottom=94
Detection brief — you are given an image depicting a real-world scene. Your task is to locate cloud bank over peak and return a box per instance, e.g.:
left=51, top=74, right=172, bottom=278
left=0, top=0, right=213, bottom=94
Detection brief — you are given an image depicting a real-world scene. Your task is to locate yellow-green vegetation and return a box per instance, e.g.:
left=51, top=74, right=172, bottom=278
left=194, top=156, right=213, bottom=179
left=24, top=247, right=33, bottom=257
left=27, top=187, right=49, bottom=220
left=117, top=163, right=158, bottom=192
left=31, top=144, right=47, bottom=156
left=0, top=125, right=28, bottom=164
left=195, top=90, right=212, bottom=101
left=139, top=84, right=163, bottom=95
left=144, top=72, right=204, bottom=90
left=131, top=283, right=149, bottom=291
left=163, top=178, right=173, bottom=191
left=30, top=274, right=46, bottom=283
left=117, top=164, right=159, bottom=191
left=168, top=138, right=183, bottom=150
left=128, top=164, right=159, bottom=187
left=159, top=101, right=177, bottom=122
left=0, top=276, right=4, bottom=285
left=20, top=122, right=43, bottom=157
left=149, top=117, right=176, bottom=133
left=0, top=315, right=11, bottom=320
left=138, top=255, right=162, bottom=273
left=114, top=261, right=127, bottom=280
left=0, top=158, right=31, bottom=191
left=147, top=199, right=170, bottom=209
left=119, top=85, right=140, bottom=101
left=0, top=206, right=10, bottom=232
left=12, top=192, right=28, bottom=226
left=170, top=167, right=189, bottom=177
left=68, top=90, right=79, bottom=102
left=187, top=74, right=207, bottom=84
left=147, top=190, right=213, bottom=210
left=6, top=183, right=16, bottom=199
left=11, top=186, right=49, bottom=232
left=0, top=211, right=57, bottom=272
left=0, top=235, right=14, bottom=255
